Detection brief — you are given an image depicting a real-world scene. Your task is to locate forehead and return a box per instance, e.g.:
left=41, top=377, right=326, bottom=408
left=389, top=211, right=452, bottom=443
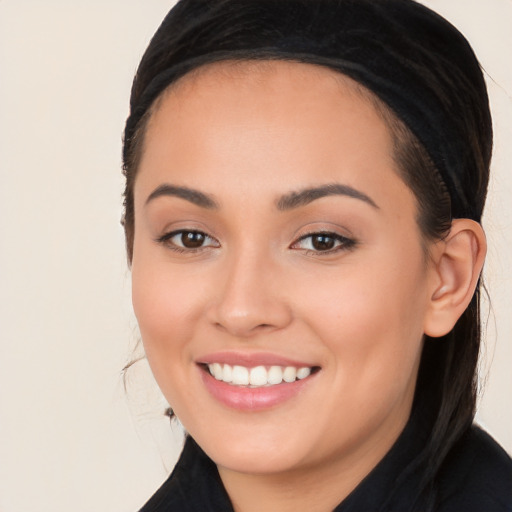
left=141, top=59, right=395, bottom=168
left=168, top=59, right=357, bottom=92
left=135, top=59, right=415, bottom=217
left=153, top=59, right=374, bottom=120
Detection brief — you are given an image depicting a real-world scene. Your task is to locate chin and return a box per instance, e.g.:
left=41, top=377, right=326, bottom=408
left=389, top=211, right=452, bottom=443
left=205, top=441, right=306, bottom=475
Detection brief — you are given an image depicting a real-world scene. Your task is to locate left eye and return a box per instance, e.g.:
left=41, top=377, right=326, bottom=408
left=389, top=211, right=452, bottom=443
left=158, top=230, right=219, bottom=250
left=292, top=232, right=354, bottom=252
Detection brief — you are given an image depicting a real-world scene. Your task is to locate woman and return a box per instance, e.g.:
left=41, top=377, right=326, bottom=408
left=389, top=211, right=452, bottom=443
left=122, top=0, right=512, bottom=510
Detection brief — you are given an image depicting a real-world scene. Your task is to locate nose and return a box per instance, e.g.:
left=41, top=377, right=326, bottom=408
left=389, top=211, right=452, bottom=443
left=207, top=248, right=293, bottom=338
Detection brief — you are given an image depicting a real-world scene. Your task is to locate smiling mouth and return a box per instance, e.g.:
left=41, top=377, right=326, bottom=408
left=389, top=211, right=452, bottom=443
left=202, top=363, right=320, bottom=388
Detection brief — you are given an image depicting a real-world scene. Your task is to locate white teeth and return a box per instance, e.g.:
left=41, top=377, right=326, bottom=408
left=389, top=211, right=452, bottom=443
left=207, top=363, right=314, bottom=387
left=268, top=366, right=283, bottom=385
left=297, top=367, right=311, bottom=380
left=283, top=366, right=297, bottom=383
left=249, top=366, right=268, bottom=386
left=222, top=364, right=233, bottom=383
left=212, top=362, right=223, bottom=380
left=232, top=365, right=249, bottom=385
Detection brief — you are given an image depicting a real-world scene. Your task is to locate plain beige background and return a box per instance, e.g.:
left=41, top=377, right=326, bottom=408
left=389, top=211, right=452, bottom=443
left=0, top=1, right=510, bottom=511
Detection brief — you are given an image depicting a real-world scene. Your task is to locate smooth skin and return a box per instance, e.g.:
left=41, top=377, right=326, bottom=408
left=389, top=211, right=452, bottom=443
left=131, top=61, right=485, bottom=512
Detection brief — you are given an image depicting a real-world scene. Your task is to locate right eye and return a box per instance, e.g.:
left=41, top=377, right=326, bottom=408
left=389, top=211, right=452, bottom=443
left=157, top=230, right=220, bottom=252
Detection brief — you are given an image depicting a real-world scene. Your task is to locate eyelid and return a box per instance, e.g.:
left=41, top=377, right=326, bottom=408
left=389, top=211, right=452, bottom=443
left=155, top=227, right=355, bottom=255
left=156, top=229, right=220, bottom=252
left=291, top=230, right=356, bottom=254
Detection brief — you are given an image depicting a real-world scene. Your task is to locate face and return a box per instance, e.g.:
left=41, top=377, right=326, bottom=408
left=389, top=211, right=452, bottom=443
left=131, top=62, right=437, bottom=480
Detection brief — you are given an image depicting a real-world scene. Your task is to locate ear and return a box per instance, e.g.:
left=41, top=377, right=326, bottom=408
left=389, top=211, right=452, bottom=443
left=424, top=219, right=486, bottom=338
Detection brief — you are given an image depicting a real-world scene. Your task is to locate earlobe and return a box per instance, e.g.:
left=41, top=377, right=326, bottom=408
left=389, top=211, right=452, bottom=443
left=424, top=219, right=486, bottom=338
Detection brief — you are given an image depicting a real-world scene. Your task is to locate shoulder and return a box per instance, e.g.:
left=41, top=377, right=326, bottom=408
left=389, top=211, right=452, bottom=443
left=436, top=425, right=512, bottom=512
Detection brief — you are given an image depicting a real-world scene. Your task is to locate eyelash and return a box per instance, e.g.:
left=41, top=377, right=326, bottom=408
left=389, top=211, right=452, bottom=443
left=156, top=229, right=356, bottom=255
left=156, top=230, right=220, bottom=253
left=291, top=231, right=356, bottom=255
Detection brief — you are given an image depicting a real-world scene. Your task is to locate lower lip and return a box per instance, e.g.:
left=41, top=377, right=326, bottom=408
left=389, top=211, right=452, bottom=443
left=199, top=367, right=316, bottom=411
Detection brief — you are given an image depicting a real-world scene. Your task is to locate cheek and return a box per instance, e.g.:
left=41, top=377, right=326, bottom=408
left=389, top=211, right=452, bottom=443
left=131, top=252, right=200, bottom=374
left=299, top=250, right=428, bottom=394
left=131, top=264, right=204, bottom=419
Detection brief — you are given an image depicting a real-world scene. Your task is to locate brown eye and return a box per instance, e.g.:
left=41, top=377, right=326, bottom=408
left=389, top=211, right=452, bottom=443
left=292, top=232, right=355, bottom=253
left=158, top=230, right=220, bottom=251
left=181, top=231, right=206, bottom=248
left=311, top=234, right=336, bottom=251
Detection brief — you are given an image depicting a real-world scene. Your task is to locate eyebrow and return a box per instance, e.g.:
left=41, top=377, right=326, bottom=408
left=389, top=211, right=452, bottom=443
left=276, top=183, right=378, bottom=210
left=145, top=184, right=219, bottom=209
left=145, top=182, right=377, bottom=211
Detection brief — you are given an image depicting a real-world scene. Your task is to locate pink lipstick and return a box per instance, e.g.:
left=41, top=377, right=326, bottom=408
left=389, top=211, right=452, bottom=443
left=197, top=352, right=319, bottom=411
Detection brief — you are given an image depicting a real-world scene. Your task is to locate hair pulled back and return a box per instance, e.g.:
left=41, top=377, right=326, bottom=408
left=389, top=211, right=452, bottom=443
left=122, top=0, right=492, bottom=507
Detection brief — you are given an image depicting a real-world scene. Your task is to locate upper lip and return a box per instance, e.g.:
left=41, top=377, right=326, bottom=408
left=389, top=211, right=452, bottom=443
left=196, top=351, right=318, bottom=368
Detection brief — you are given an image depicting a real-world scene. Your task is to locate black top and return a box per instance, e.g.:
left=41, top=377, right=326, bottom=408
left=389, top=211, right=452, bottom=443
left=139, top=408, right=512, bottom=512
